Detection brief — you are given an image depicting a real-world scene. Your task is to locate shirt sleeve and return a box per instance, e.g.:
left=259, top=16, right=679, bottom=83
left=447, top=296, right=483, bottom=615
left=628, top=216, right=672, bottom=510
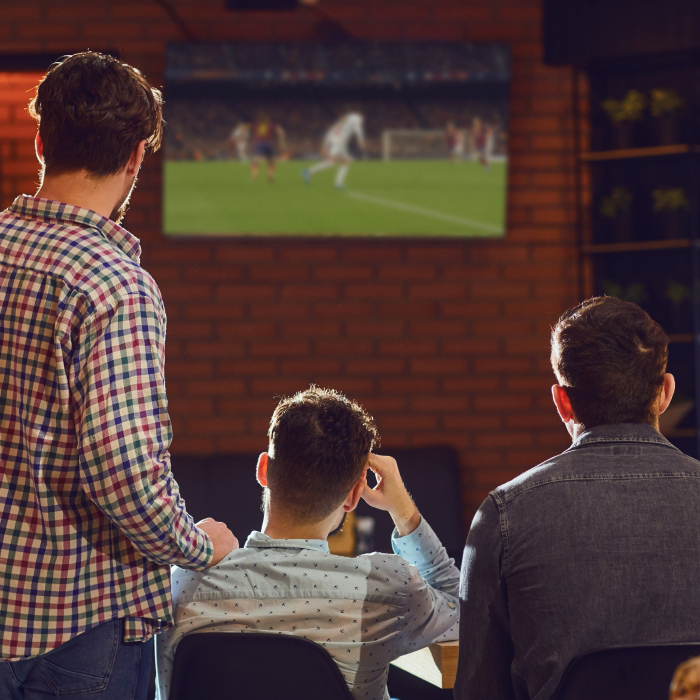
left=388, top=516, right=460, bottom=653
left=454, top=495, right=516, bottom=700
left=72, top=291, right=212, bottom=571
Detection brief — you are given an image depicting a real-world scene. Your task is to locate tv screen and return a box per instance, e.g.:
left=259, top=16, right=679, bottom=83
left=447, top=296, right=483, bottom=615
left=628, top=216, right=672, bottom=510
left=163, top=41, right=509, bottom=237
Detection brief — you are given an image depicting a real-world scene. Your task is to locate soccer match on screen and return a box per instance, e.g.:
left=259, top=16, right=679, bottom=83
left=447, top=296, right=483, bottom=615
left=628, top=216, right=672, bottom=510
left=163, top=42, right=509, bottom=237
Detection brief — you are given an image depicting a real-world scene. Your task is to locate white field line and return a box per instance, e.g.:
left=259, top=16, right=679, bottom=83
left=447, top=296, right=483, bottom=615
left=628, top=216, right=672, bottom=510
left=345, top=190, right=503, bottom=233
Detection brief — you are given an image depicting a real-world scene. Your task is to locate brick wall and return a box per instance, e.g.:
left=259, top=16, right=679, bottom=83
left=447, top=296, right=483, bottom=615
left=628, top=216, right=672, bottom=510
left=0, top=0, right=580, bottom=524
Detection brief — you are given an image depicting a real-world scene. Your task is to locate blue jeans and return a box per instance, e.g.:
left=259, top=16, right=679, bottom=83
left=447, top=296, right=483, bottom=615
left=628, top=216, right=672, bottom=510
left=0, top=619, right=153, bottom=700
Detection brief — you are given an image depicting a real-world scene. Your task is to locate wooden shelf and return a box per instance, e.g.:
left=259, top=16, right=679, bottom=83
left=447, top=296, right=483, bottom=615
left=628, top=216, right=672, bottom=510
left=668, top=334, right=695, bottom=343
left=582, top=239, right=692, bottom=254
left=581, top=144, right=696, bottom=161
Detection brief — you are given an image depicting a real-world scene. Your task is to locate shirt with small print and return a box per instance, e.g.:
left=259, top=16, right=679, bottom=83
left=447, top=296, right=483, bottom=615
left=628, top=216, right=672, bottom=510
left=0, top=196, right=212, bottom=661
left=156, top=516, right=459, bottom=700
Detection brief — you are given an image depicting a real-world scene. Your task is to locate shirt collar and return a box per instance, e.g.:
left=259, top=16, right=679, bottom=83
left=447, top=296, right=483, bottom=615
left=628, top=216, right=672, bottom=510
left=244, top=531, right=330, bottom=554
left=11, top=195, right=141, bottom=263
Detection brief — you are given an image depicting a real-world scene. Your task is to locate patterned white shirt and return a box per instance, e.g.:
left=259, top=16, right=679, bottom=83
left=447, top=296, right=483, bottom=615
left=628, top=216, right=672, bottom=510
left=156, top=517, right=459, bottom=700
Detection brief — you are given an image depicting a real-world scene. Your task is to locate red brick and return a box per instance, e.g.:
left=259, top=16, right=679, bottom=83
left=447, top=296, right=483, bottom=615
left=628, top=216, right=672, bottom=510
left=378, top=301, right=438, bottom=317
left=379, top=414, right=438, bottom=431
left=378, top=264, right=437, bottom=281
left=315, top=339, right=373, bottom=355
left=249, top=302, right=310, bottom=319
left=185, top=340, right=245, bottom=357
left=314, top=301, right=373, bottom=318
left=187, top=416, right=247, bottom=435
left=441, top=301, right=500, bottom=317
left=443, top=339, right=500, bottom=355
left=443, top=414, right=503, bottom=430
left=406, top=245, right=466, bottom=262
left=347, top=358, right=405, bottom=375
left=281, top=358, right=342, bottom=375
left=252, top=378, right=321, bottom=396
left=411, top=358, right=468, bottom=374
left=185, top=379, right=246, bottom=396
left=345, top=283, right=402, bottom=300
left=412, top=395, right=470, bottom=412
left=281, top=321, right=341, bottom=338
left=378, top=340, right=437, bottom=355
left=410, top=320, right=467, bottom=337
left=315, top=264, right=373, bottom=281
left=475, top=357, right=533, bottom=374
left=218, top=322, right=276, bottom=339
left=184, top=303, right=245, bottom=320
left=471, top=281, right=530, bottom=299
left=217, top=359, right=277, bottom=376
left=343, top=245, right=402, bottom=262
left=475, top=395, right=533, bottom=411
left=279, top=246, right=339, bottom=263
left=281, top=283, right=339, bottom=301
left=216, top=246, right=275, bottom=263
left=345, top=319, right=404, bottom=338
left=250, top=340, right=310, bottom=357
left=217, top=284, right=276, bottom=301
left=183, top=266, right=244, bottom=282
left=442, top=264, right=500, bottom=281
left=166, top=321, right=212, bottom=340
left=475, top=431, right=533, bottom=448
left=379, top=378, right=438, bottom=393
left=165, top=360, right=213, bottom=378
left=473, top=319, right=532, bottom=335
left=250, top=265, right=310, bottom=282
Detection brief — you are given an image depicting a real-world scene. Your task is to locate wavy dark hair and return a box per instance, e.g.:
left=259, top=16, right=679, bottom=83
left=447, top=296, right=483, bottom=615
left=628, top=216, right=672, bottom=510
left=28, top=51, right=163, bottom=177
left=551, top=296, right=669, bottom=428
left=266, top=386, right=380, bottom=523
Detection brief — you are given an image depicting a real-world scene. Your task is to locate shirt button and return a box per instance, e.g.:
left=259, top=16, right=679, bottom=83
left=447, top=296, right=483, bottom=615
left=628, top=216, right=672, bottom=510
left=448, top=602, right=456, bottom=609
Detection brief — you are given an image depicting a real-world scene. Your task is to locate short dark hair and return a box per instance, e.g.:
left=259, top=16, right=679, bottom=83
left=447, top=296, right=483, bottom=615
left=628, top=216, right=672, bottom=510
left=28, top=51, right=163, bottom=177
left=266, top=386, right=380, bottom=523
left=551, top=296, right=669, bottom=428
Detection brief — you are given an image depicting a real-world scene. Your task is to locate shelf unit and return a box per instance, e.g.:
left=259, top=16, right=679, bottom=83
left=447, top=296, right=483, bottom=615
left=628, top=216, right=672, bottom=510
left=577, top=52, right=700, bottom=458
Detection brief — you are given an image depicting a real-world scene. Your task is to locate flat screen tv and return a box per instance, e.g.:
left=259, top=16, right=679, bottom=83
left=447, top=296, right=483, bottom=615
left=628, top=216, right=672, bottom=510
left=163, top=41, right=509, bottom=237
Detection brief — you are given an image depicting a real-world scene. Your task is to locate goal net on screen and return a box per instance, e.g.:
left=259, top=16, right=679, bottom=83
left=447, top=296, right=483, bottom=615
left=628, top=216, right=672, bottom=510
left=381, top=129, right=449, bottom=160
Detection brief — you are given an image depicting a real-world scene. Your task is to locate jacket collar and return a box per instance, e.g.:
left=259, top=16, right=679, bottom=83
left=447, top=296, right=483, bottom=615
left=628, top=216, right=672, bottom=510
left=569, top=422, right=679, bottom=450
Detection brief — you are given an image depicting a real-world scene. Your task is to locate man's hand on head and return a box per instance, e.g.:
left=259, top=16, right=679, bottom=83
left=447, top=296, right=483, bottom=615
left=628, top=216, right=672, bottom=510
left=196, top=518, right=239, bottom=567
left=361, top=454, right=421, bottom=537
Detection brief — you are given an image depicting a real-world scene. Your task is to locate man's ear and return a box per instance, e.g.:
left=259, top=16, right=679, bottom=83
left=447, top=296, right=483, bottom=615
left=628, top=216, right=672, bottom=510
left=343, top=468, right=368, bottom=513
left=125, top=139, right=147, bottom=177
left=552, top=384, right=576, bottom=423
left=35, top=132, right=44, bottom=164
left=256, top=452, right=269, bottom=488
left=659, top=373, right=676, bottom=414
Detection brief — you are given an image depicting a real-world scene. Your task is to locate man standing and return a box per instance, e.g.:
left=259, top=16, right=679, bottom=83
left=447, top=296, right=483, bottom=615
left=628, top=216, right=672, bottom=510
left=456, top=296, right=700, bottom=700
left=156, top=386, right=459, bottom=700
left=0, top=52, right=236, bottom=699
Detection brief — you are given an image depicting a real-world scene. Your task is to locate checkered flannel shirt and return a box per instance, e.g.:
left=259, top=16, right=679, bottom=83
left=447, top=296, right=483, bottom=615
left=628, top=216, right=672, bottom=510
left=0, top=196, right=213, bottom=660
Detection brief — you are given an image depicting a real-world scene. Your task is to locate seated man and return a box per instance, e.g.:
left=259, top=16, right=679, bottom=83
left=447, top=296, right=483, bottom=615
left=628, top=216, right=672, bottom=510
left=456, top=296, right=700, bottom=700
left=156, top=386, right=459, bottom=700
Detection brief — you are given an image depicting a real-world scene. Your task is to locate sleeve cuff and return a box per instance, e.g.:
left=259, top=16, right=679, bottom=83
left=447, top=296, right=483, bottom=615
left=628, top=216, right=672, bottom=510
left=391, top=515, right=444, bottom=569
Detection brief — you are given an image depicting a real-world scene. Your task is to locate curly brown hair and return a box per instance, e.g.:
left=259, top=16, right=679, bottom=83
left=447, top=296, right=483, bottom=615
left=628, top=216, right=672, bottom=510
left=28, top=51, right=163, bottom=177
left=266, top=386, right=380, bottom=523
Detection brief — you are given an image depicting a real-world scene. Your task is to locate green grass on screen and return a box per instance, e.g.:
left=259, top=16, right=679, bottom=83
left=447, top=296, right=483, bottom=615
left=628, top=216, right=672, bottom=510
left=163, top=159, right=506, bottom=237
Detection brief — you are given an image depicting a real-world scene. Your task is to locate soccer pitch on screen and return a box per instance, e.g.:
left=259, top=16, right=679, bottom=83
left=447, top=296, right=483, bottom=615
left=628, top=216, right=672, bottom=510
left=163, top=159, right=506, bottom=237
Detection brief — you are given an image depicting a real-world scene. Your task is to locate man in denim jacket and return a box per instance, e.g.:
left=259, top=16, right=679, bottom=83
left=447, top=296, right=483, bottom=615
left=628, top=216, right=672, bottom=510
left=456, top=296, right=700, bottom=700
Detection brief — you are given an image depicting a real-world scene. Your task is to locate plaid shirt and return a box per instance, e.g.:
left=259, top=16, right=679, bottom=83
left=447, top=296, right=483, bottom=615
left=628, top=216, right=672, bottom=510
left=0, top=196, right=212, bottom=660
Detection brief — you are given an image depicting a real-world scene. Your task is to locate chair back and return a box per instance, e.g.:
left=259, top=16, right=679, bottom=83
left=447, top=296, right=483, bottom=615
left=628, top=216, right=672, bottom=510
left=169, top=632, right=355, bottom=700
left=552, top=643, right=700, bottom=700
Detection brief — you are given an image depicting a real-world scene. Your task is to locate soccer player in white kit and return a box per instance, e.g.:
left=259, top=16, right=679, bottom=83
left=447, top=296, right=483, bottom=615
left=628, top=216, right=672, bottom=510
left=302, top=112, right=365, bottom=188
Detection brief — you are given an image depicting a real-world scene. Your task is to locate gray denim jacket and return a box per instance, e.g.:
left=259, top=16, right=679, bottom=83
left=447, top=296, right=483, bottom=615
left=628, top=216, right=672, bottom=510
left=455, top=423, right=700, bottom=700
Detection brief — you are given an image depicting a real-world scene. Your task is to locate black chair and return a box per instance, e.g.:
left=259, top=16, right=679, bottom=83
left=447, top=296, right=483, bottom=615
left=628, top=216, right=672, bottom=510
left=552, top=643, right=700, bottom=700
left=169, top=632, right=355, bottom=700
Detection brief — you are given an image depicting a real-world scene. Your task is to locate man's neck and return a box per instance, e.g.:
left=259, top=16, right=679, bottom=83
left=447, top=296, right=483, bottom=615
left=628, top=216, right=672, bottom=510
left=36, top=171, right=120, bottom=221
left=261, top=509, right=335, bottom=542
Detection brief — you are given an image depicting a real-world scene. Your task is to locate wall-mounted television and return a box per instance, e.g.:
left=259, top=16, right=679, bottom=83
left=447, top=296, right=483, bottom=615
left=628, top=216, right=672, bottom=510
left=163, top=41, right=509, bottom=237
